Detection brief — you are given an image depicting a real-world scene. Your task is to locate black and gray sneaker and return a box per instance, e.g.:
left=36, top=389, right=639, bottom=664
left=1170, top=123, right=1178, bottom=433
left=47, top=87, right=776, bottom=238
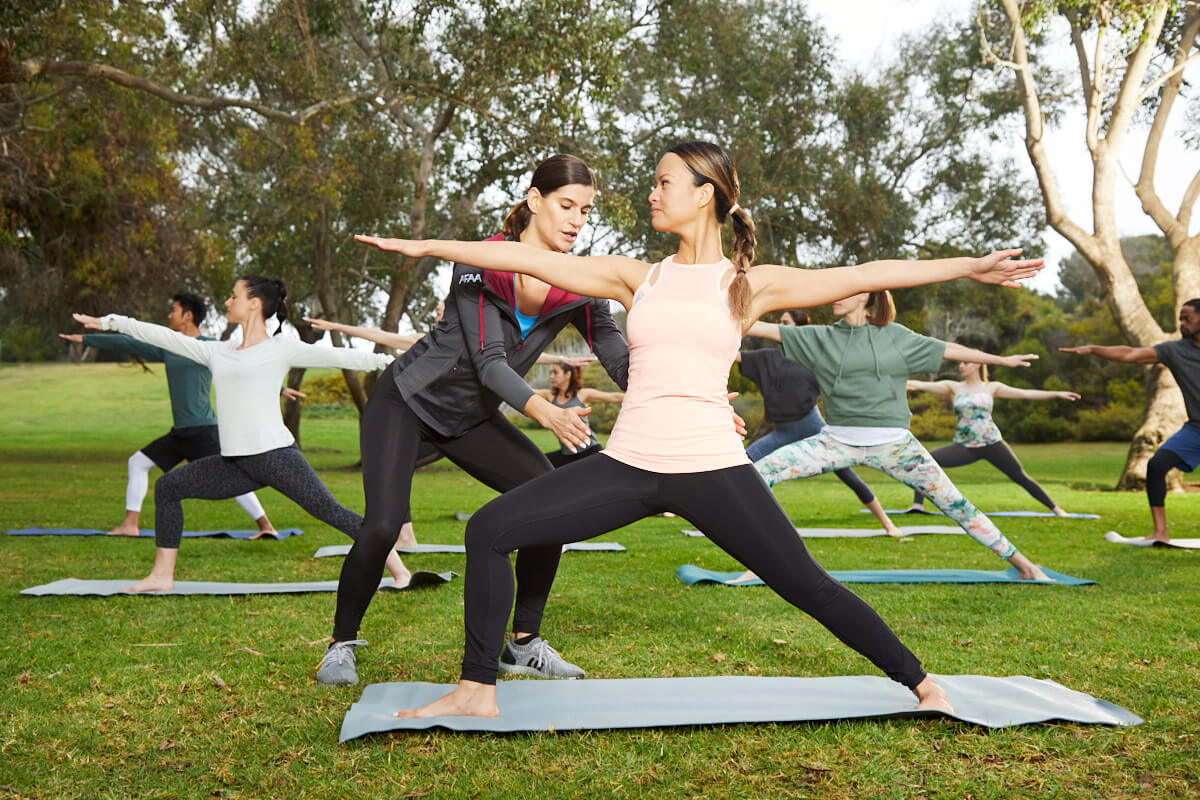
left=316, top=639, right=367, bottom=686
left=498, top=636, right=585, bottom=679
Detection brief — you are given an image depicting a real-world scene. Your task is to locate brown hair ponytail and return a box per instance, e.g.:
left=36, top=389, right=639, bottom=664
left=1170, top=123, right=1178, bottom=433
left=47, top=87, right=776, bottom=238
left=502, top=154, right=595, bottom=240
left=866, top=290, right=895, bottom=326
left=666, top=141, right=756, bottom=321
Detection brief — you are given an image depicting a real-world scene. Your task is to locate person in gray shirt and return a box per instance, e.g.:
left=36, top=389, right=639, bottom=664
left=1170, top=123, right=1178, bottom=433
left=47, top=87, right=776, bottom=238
left=1061, top=298, right=1200, bottom=542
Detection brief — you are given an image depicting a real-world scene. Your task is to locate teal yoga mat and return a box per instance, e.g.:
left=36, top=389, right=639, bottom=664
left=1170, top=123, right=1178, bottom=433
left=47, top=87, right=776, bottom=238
left=683, top=526, right=962, bottom=539
left=20, top=572, right=455, bottom=597
left=867, top=509, right=1100, bottom=519
left=676, top=564, right=1095, bottom=586
left=338, top=674, right=1141, bottom=740
left=312, top=542, right=627, bottom=559
left=1104, top=531, right=1200, bottom=549
left=5, top=527, right=303, bottom=539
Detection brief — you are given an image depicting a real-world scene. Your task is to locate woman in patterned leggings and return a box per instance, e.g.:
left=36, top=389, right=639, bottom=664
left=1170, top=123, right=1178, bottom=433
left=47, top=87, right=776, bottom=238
left=906, top=362, right=1079, bottom=515
left=744, top=291, right=1050, bottom=583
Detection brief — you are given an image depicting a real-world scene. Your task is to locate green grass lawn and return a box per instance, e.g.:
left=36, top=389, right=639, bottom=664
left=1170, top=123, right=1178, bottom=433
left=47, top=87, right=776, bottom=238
left=1, top=363, right=1198, bottom=799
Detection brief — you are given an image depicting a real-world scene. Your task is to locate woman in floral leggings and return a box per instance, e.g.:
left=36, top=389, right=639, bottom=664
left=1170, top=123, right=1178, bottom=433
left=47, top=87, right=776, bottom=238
left=743, top=290, right=1050, bottom=582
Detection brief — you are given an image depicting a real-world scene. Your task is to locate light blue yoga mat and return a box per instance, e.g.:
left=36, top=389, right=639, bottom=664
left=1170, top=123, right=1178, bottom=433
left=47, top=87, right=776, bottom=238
left=867, top=509, right=1100, bottom=519
left=683, top=526, right=962, bottom=539
left=338, top=674, right=1141, bottom=740
left=312, top=542, right=626, bottom=558
left=5, top=527, right=303, bottom=539
left=677, top=564, right=1095, bottom=586
left=19, top=571, right=455, bottom=597
left=1104, top=531, right=1200, bottom=550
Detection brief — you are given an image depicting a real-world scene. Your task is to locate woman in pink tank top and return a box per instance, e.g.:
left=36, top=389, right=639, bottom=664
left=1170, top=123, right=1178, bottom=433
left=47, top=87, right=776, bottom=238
left=358, top=141, right=1044, bottom=721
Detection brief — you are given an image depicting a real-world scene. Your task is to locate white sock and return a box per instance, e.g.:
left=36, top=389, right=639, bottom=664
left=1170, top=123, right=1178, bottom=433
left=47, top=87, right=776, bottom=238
left=125, top=451, right=157, bottom=512
left=235, top=492, right=266, bottom=522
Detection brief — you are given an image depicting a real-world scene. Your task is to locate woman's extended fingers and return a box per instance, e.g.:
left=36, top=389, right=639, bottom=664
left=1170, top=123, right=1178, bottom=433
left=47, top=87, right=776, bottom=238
left=72, top=313, right=103, bottom=329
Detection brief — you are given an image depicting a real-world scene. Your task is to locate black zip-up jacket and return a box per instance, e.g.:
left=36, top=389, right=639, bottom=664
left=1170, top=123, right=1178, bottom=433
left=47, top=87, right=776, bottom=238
left=391, top=241, right=629, bottom=439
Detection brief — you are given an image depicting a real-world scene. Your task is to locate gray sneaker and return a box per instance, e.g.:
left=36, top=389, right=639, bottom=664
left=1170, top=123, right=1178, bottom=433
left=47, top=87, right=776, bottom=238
left=498, top=636, right=585, bottom=679
left=316, top=639, right=366, bottom=686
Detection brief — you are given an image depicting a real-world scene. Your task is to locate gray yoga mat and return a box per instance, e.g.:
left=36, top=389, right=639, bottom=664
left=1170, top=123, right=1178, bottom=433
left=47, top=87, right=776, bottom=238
left=1104, top=531, right=1200, bottom=550
left=867, top=509, right=1100, bottom=519
left=454, top=511, right=473, bottom=521
left=683, top=526, right=962, bottom=539
left=5, top=527, right=303, bottom=539
left=20, top=571, right=455, bottom=597
left=313, top=542, right=626, bottom=559
left=677, top=564, right=1095, bottom=586
left=338, top=674, right=1141, bottom=740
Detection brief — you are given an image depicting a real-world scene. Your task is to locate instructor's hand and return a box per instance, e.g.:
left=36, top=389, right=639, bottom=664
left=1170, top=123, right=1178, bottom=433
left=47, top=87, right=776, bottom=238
left=726, top=392, right=747, bottom=437
left=355, top=235, right=428, bottom=258
left=72, top=313, right=104, bottom=330
left=1058, top=345, right=1093, bottom=356
left=58, top=333, right=83, bottom=344
left=969, top=249, right=1045, bottom=288
left=544, top=404, right=593, bottom=454
left=303, top=317, right=344, bottom=334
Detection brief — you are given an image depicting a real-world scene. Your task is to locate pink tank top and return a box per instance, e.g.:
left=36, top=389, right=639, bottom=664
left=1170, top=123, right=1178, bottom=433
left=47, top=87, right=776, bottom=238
left=603, top=255, right=750, bottom=473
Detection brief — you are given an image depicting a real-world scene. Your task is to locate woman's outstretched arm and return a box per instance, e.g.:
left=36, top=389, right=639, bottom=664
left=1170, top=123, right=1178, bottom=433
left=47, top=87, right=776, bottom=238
left=942, top=342, right=1037, bottom=369
left=906, top=380, right=956, bottom=396
left=993, top=384, right=1081, bottom=401
left=305, top=318, right=422, bottom=351
left=356, top=236, right=646, bottom=309
left=748, top=250, right=1044, bottom=319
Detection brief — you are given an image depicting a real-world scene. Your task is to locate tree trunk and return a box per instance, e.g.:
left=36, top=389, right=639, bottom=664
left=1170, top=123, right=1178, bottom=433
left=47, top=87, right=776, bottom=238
left=282, top=366, right=307, bottom=447
left=1117, top=364, right=1187, bottom=491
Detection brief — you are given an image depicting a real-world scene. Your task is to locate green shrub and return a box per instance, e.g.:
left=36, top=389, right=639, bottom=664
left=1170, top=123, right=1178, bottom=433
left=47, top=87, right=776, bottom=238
left=1, top=324, right=56, bottom=362
left=298, top=373, right=354, bottom=406
left=1074, top=404, right=1142, bottom=441
left=1005, top=406, right=1075, bottom=443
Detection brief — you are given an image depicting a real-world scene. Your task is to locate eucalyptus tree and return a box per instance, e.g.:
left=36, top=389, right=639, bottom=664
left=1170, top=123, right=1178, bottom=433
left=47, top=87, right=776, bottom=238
left=981, top=0, right=1200, bottom=488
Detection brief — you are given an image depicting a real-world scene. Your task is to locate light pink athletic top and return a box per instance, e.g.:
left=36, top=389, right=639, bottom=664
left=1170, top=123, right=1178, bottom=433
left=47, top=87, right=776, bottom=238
left=603, top=255, right=750, bottom=473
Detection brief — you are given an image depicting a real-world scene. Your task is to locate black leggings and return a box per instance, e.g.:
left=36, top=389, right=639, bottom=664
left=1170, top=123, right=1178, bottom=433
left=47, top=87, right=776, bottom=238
left=461, top=454, right=926, bottom=689
left=913, top=440, right=1056, bottom=510
left=1147, top=447, right=1186, bottom=507
left=154, top=445, right=360, bottom=549
left=332, top=376, right=560, bottom=641
left=544, top=443, right=603, bottom=468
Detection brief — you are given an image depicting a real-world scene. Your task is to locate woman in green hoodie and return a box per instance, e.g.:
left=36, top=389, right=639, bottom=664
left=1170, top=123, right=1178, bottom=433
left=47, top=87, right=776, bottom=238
left=746, top=290, right=1050, bottom=582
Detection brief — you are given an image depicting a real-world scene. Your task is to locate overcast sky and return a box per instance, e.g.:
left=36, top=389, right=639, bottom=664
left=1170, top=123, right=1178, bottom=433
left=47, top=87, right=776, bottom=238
left=813, top=0, right=1199, bottom=294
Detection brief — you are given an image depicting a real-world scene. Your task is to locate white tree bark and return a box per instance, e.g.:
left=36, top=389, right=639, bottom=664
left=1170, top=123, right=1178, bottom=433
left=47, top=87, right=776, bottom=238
left=988, top=0, right=1198, bottom=489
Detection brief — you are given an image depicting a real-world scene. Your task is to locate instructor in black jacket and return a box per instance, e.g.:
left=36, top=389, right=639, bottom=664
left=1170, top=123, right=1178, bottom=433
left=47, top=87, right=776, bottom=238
left=319, top=155, right=629, bottom=686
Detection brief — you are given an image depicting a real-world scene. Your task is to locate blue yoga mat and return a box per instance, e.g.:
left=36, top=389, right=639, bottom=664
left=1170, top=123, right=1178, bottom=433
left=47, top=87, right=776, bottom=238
left=338, top=674, right=1141, bottom=740
left=677, top=564, right=1095, bottom=586
left=866, top=509, right=1100, bottom=519
left=5, top=527, right=303, bottom=539
left=19, top=571, right=455, bottom=596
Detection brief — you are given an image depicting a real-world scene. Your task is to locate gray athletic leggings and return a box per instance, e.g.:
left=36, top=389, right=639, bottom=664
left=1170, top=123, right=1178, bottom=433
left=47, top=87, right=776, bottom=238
left=912, top=440, right=1056, bottom=511
left=154, top=445, right=361, bottom=548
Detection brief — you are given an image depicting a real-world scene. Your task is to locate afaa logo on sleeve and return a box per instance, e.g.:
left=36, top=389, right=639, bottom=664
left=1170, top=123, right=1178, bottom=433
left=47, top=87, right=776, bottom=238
left=458, top=273, right=483, bottom=285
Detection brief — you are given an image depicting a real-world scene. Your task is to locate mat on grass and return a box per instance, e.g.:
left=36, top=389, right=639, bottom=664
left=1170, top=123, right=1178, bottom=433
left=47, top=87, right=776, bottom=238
left=676, top=564, right=1094, bottom=586
left=5, top=527, right=303, bottom=539
left=312, top=542, right=626, bottom=559
left=1104, top=531, right=1200, bottom=549
left=866, top=509, right=1100, bottom=519
left=683, top=526, right=962, bottom=539
left=19, top=572, right=455, bottom=597
left=454, top=511, right=473, bottom=521
left=338, top=674, right=1140, bottom=740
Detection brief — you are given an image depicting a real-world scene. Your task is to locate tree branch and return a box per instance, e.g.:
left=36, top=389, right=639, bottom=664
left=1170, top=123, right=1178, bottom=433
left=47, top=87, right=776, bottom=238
left=1179, top=166, right=1200, bottom=232
left=989, top=0, right=1096, bottom=259
left=1105, top=2, right=1170, bottom=155
left=1135, top=9, right=1200, bottom=245
left=1066, top=9, right=1094, bottom=104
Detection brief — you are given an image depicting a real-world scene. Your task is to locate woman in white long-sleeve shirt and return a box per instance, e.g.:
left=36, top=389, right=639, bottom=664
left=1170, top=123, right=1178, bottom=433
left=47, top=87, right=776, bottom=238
left=73, top=276, right=403, bottom=592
